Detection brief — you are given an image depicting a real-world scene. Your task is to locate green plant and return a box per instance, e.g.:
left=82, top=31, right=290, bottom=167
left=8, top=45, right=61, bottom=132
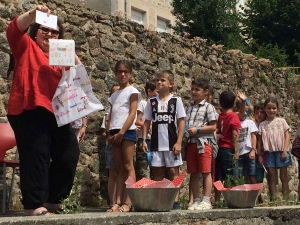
left=213, top=200, right=226, bottom=209
left=226, top=157, right=244, bottom=187
left=179, top=195, right=189, bottom=210
left=260, top=72, right=271, bottom=85
left=59, top=169, right=84, bottom=214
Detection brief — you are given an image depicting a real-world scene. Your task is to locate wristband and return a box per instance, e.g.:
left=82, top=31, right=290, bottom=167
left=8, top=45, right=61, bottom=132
left=196, top=127, right=200, bottom=134
left=142, top=138, right=147, bottom=143
left=82, top=125, right=87, bottom=128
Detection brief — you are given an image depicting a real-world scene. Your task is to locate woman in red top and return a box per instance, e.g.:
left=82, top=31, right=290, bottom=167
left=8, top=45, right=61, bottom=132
left=6, top=5, right=81, bottom=216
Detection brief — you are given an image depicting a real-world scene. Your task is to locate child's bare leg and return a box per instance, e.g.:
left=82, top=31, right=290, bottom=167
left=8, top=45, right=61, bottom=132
left=298, top=179, right=300, bottom=202
left=121, top=140, right=136, bottom=205
left=108, top=169, right=117, bottom=205
left=268, top=167, right=277, bottom=200
left=215, top=189, right=221, bottom=202
left=202, top=172, right=212, bottom=198
left=279, top=166, right=289, bottom=200
left=190, top=172, right=200, bottom=200
left=112, top=144, right=124, bottom=205
left=153, top=167, right=165, bottom=181
left=189, top=176, right=194, bottom=203
left=167, top=166, right=180, bottom=202
left=249, top=175, right=258, bottom=184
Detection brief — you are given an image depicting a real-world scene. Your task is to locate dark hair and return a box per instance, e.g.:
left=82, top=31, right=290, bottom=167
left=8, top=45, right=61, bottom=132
left=219, top=90, right=236, bottom=110
left=110, top=84, right=119, bottom=96
left=114, top=60, right=133, bottom=73
left=144, top=81, right=156, bottom=96
left=208, top=85, right=214, bottom=96
left=75, top=44, right=81, bottom=51
left=29, top=20, right=64, bottom=41
left=191, top=78, right=210, bottom=90
left=235, top=98, right=242, bottom=110
left=264, top=97, right=279, bottom=108
left=156, top=70, right=174, bottom=82
left=254, top=103, right=264, bottom=112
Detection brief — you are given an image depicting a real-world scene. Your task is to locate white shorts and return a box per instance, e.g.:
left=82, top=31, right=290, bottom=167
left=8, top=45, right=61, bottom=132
left=151, top=151, right=183, bottom=167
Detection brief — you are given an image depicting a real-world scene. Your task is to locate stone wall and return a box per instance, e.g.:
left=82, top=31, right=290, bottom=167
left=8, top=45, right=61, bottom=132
left=0, top=0, right=299, bottom=207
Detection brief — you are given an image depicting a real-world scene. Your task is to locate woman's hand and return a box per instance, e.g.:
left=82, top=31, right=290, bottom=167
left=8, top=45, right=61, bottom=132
left=35, top=5, right=51, bottom=16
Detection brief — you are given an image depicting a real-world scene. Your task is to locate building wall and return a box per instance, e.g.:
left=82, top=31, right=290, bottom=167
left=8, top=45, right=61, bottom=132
left=70, top=0, right=112, bottom=14
left=71, top=0, right=175, bottom=33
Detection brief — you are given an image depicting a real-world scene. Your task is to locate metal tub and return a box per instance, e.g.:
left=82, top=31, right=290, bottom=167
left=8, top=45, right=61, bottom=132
left=222, top=189, right=259, bottom=208
left=127, top=188, right=179, bottom=212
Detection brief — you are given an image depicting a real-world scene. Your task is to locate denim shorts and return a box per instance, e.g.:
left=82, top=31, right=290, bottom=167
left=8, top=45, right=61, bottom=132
left=108, top=129, right=137, bottom=143
left=215, top=147, right=235, bottom=181
left=238, top=152, right=256, bottom=176
left=264, top=151, right=292, bottom=168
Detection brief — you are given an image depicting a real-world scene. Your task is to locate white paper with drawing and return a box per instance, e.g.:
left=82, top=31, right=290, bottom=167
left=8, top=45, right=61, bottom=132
left=49, top=39, right=75, bottom=66
left=35, top=10, right=58, bottom=29
left=52, top=64, right=104, bottom=127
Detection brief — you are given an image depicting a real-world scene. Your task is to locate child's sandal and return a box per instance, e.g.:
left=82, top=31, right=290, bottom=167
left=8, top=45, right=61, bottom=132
left=107, top=204, right=120, bottom=212
left=118, top=203, right=132, bottom=212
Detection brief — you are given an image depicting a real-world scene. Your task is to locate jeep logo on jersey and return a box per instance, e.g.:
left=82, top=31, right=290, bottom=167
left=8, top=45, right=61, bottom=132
left=153, top=113, right=174, bottom=123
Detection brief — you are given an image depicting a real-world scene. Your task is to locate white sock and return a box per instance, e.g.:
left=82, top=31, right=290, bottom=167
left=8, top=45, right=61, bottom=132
left=202, top=196, right=210, bottom=204
left=193, top=198, right=200, bottom=203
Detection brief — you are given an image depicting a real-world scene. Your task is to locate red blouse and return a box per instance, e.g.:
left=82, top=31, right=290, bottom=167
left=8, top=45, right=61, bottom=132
left=6, top=17, right=62, bottom=115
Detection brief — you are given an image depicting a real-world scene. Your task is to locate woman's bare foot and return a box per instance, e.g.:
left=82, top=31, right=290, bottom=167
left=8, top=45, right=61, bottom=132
left=43, top=202, right=62, bottom=212
left=24, top=207, right=52, bottom=216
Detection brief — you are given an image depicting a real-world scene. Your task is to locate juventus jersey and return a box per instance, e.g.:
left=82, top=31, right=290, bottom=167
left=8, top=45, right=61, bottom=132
left=144, top=94, right=186, bottom=151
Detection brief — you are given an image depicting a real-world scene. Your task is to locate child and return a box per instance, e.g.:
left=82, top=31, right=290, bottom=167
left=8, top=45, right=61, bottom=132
left=254, top=103, right=267, bottom=183
left=142, top=70, right=186, bottom=210
left=254, top=103, right=267, bottom=203
left=257, top=97, right=292, bottom=200
left=185, top=78, right=217, bottom=210
left=101, top=84, right=119, bottom=212
left=215, top=90, right=242, bottom=202
left=107, top=60, right=140, bottom=212
left=235, top=94, right=258, bottom=185
left=135, top=81, right=158, bottom=180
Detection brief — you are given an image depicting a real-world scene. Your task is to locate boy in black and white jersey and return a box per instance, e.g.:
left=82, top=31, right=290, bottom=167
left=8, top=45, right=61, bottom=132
left=142, top=70, right=186, bottom=210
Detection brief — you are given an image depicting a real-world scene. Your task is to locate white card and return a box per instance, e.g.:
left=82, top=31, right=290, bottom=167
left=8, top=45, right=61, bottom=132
left=35, top=10, right=58, bottom=29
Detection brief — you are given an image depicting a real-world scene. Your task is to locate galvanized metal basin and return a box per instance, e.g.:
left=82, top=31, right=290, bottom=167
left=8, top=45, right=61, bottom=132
left=222, top=189, right=259, bottom=208
left=127, top=188, right=179, bottom=212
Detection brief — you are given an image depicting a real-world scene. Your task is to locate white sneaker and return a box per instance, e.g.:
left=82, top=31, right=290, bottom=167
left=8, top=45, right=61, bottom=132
left=195, top=201, right=212, bottom=210
left=187, top=202, right=199, bottom=210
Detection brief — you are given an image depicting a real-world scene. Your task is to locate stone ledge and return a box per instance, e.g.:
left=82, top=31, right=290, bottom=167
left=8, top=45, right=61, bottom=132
left=1, top=206, right=300, bottom=225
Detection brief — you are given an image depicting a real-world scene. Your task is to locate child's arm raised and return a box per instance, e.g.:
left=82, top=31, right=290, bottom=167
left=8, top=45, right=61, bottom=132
left=236, top=90, right=247, bottom=120
left=112, top=93, right=139, bottom=145
left=232, top=129, right=239, bottom=160
left=280, top=129, right=290, bottom=160
left=173, top=117, right=185, bottom=155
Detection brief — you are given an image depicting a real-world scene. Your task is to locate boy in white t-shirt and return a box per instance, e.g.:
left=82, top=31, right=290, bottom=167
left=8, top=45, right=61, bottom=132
left=142, top=70, right=186, bottom=210
left=135, top=81, right=158, bottom=180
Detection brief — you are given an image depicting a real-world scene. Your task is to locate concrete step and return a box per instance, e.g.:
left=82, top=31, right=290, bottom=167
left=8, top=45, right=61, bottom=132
left=0, top=206, right=299, bottom=225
